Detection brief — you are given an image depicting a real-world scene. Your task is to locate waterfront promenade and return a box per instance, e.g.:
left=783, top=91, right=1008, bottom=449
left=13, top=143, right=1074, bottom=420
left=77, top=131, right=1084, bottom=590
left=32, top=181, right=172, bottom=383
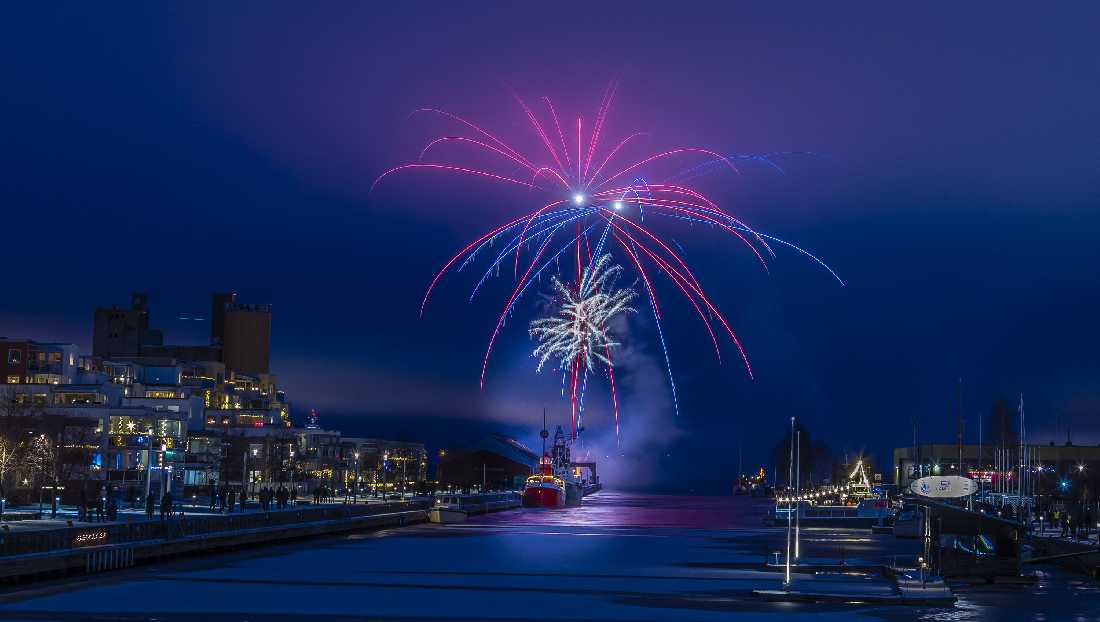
left=0, top=497, right=430, bottom=581
left=2, top=492, right=1098, bottom=621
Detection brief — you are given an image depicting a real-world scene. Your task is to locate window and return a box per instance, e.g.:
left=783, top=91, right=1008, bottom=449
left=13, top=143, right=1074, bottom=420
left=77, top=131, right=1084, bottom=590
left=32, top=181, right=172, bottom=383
left=157, top=419, right=182, bottom=438
left=47, top=352, right=61, bottom=363
left=109, top=416, right=151, bottom=435
left=236, top=414, right=263, bottom=426
left=7, top=349, right=20, bottom=365
left=145, top=390, right=178, bottom=399
left=56, top=392, right=102, bottom=405
left=5, top=375, right=19, bottom=384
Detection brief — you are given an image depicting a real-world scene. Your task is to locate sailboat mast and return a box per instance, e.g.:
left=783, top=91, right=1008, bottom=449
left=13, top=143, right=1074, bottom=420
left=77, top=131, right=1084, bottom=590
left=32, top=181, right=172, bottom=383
left=738, top=439, right=743, bottom=481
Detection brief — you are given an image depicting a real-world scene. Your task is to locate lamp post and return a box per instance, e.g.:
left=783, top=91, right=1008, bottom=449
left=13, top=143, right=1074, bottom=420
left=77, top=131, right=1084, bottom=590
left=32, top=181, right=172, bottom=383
left=289, top=449, right=295, bottom=506
left=382, top=453, right=389, bottom=502
left=144, top=428, right=154, bottom=504
left=250, top=447, right=258, bottom=498
left=241, top=444, right=248, bottom=502
left=353, top=452, right=360, bottom=504
left=438, top=449, right=446, bottom=494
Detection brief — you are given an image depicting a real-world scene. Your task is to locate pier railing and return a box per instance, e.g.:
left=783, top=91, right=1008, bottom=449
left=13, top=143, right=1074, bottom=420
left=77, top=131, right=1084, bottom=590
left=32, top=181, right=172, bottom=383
left=0, top=500, right=429, bottom=558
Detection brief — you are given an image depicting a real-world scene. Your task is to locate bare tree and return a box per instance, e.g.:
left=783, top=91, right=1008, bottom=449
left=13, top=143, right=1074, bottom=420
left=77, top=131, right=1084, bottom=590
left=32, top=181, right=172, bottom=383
left=25, top=433, right=56, bottom=512
left=0, top=435, right=22, bottom=516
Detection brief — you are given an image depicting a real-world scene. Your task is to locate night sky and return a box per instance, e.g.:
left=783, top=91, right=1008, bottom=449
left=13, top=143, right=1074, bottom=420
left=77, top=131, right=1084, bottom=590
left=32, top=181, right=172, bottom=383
left=2, top=3, right=1099, bottom=492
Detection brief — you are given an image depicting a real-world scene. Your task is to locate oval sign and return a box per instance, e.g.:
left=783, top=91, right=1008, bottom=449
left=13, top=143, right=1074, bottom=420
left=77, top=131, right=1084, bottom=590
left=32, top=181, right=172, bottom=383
left=911, top=475, right=975, bottom=498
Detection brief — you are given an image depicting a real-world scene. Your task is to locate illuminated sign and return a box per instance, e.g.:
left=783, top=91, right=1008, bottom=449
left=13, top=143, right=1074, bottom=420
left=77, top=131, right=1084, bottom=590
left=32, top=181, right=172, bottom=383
left=911, top=475, right=975, bottom=498
left=73, top=529, right=108, bottom=547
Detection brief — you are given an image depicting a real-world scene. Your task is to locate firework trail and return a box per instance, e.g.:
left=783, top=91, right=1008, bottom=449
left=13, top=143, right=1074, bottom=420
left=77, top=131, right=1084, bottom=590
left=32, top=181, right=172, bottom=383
left=373, top=82, right=843, bottom=441
left=530, top=254, right=636, bottom=374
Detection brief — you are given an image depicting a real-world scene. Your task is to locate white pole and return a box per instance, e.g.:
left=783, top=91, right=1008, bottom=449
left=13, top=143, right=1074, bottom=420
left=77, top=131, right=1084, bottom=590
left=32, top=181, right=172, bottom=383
left=243, top=449, right=248, bottom=498
left=795, top=429, right=801, bottom=559
left=1018, top=394, right=1025, bottom=518
left=785, top=416, right=794, bottom=586
left=145, top=427, right=154, bottom=503
left=144, top=448, right=152, bottom=501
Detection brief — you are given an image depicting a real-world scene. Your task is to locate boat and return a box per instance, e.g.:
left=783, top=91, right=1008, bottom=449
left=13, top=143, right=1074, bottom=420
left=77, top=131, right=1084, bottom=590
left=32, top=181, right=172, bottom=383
left=771, top=459, right=894, bottom=527
left=773, top=497, right=893, bottom=528
left=431, top=492, right=521, bottom=520
left=429, top=496, right=468, bottom=524
left=523, top=453, right=566, bottom=508
left=893, top=505, right=924, bottom=538
left=523, top=418, right=592, bottom=508
left=736, top=467, right=771, bottom=496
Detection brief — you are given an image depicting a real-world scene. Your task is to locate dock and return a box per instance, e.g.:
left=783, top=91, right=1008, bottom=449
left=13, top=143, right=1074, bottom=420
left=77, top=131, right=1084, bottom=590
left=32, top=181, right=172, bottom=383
left=0, top=493, right=523, bottom=584
left=753, top=564, right=956, bottom=606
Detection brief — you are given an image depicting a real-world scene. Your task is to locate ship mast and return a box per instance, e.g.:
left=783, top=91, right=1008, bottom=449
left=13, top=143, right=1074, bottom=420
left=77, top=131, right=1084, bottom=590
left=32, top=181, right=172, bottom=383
left=540, top=407, right=549, bottom=456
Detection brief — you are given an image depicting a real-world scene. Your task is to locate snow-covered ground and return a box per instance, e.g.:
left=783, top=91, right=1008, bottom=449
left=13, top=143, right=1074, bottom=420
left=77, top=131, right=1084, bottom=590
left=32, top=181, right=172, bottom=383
left=0, top=492, right=1096, bottom=621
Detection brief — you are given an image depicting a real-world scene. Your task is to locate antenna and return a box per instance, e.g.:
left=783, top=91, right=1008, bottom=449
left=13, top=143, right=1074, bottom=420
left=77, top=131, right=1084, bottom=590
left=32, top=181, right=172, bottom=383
left=540, top=407, right=549, bottom=456
left=957, top=378, right=963, bottom=474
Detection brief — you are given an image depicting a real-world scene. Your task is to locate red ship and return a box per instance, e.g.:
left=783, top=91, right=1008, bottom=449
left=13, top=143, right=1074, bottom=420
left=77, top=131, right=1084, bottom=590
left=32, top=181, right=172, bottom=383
left=522, top=453, right=566, bottom=508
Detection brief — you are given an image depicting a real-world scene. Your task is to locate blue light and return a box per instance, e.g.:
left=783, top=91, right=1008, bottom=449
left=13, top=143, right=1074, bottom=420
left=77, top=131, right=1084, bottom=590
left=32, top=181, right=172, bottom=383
left=1060, top=479, right=1070, bottom=490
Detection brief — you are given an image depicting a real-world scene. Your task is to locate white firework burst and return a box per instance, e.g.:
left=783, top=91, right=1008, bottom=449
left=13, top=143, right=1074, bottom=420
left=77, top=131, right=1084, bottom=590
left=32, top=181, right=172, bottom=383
left=530, top=254, right=636, bottom=373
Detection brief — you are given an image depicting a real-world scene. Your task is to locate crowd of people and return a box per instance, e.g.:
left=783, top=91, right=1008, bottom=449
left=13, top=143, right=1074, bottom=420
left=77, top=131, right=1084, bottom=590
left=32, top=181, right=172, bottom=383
left=1044, top=503, right=1098, bottom=541
left=312, top=485, right=336, bottom=504
left=75, top=484, right=119, bottom=522
left=59, top=480, right=378, bottom=525
left=257, top=485, right=295, bottom=511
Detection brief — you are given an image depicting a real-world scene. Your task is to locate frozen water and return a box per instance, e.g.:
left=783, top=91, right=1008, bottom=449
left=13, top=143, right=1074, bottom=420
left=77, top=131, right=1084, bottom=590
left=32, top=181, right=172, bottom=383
left=0, top=492, right=1095, bottom=621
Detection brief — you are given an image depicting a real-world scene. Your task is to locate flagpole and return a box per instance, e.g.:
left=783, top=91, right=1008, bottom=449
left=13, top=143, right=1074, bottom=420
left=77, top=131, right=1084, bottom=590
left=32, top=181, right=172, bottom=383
left=785, top=416, right=794, bottom=586
left=795, top=428, right=801, bottom=559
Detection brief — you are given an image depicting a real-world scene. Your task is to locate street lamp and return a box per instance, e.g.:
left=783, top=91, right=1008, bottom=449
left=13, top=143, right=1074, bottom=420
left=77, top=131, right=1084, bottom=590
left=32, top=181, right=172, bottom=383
left=144, top=428, right=155, bottom=503
left=250, top=447, right=258, bottom=497
left=353, top=452, right=360, bottom=504
left=289, top=449, right=296, bottom=505
left=382, top=453, right=389, bottom=502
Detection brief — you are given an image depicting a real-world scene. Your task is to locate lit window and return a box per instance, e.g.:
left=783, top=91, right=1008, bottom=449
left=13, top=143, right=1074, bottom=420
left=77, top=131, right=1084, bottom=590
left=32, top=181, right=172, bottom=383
left=146, top=390, right=178, bottom=399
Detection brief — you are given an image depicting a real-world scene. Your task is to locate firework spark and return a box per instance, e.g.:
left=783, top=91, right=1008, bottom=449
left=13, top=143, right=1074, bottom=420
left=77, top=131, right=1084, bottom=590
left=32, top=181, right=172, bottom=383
left=373, top=81, right=843, bottom=441
left=530, top=254, right=636, bottom=374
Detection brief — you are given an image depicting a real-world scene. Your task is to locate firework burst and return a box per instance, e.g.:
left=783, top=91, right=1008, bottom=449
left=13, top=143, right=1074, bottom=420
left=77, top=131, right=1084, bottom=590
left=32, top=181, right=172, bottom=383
left=530, top=254, right=636, bottom=374
left=373, top=81, right=843, bottom=441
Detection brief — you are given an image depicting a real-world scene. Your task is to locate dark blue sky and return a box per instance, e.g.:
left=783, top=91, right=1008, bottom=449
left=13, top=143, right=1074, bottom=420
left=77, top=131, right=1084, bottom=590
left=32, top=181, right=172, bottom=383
left=2, top=3, right=1099, bottom=491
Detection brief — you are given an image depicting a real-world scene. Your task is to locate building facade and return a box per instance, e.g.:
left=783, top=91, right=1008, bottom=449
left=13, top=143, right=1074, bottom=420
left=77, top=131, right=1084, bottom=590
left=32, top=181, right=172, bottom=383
left=2, top=339, right=79, bottom=386
left=894, top=442, right=1100, bottom=493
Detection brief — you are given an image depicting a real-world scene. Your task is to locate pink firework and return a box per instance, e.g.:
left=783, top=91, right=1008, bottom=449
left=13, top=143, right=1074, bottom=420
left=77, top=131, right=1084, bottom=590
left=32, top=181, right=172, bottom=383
left=373, top=81, right=842, bottom=442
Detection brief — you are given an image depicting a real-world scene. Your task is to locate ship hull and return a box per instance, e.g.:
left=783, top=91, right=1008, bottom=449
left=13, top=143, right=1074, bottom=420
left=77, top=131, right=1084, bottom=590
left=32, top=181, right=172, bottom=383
left=429, top=507, right=468, bottom=524
left=523, top=484, right=565, bottom=508
left=564, top=482, right=583, bottom=506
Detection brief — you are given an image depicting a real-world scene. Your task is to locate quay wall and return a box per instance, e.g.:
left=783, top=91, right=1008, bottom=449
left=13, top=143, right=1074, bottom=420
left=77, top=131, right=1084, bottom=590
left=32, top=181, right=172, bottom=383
left=1029, top=536, right=1100, bottom=578
left=0, top=496, right=511, bottom=583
